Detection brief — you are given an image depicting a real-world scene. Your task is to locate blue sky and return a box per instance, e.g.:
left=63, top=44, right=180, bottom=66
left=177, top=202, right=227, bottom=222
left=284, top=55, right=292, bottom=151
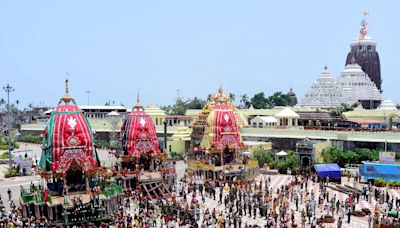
left=1, top=1, right=399, bottom=108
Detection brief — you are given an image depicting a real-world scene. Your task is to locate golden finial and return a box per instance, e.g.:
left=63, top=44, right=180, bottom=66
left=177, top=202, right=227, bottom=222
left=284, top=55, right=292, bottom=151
left=218, top=85, right=223, bottom=94
left=61, top=78, right=73, bottom=103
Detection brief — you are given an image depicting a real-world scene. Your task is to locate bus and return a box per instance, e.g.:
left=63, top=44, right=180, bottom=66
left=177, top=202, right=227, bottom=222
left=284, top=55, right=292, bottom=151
left=361, top=162, right=400, bottom=183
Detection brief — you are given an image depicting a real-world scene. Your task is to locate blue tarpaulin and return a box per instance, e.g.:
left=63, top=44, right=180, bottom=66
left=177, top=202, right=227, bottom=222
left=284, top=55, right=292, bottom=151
left=315, top=163, right=341, bottom=179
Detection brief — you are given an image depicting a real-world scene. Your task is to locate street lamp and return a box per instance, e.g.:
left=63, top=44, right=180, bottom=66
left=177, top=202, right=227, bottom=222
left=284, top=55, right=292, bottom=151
left=3, top=83, right=14, bottom=170
left=85, top=91, right=91, bottom=105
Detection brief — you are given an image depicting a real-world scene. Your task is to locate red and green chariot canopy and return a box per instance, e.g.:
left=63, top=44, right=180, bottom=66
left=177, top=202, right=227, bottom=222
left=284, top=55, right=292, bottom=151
left=39, top=81, right=100, bottom=174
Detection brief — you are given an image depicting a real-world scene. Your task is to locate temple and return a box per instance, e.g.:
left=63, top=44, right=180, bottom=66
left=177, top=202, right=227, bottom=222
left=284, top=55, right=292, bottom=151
left=337, top=57, right=382, bottom=109
left=300, top=66, right=344, bottom=108
left=116, top=94, right=173, bottom=198
left=20, top=80, right=124, bottom=225
left=188, top=87, right=258, bottom=184
left=345, top=19, right=382, bottom=92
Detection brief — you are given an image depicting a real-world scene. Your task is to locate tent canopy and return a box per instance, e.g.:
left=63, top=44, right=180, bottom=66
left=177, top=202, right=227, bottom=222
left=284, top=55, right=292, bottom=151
left=314, top=163, right=341, bottom=179
left=276, top=151, right=287, bottom=156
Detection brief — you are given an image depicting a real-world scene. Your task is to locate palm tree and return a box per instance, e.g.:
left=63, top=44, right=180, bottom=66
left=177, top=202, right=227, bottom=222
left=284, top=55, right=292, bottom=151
left=229, top=93, right=236, bottom=102
left=240, top=94, right=250, bottom=108
left=0, top=98, right=5, bottom=112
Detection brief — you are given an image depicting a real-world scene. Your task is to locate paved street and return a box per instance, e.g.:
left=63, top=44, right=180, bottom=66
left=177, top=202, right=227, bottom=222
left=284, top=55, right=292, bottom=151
left=173, top=174, right=372, bottom=228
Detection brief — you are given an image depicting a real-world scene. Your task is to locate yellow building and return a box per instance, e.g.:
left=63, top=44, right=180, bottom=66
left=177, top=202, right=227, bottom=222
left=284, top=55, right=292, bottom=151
left=144, top=104, right=167, bottom=127
left=167, top=122, right=192, bottom=155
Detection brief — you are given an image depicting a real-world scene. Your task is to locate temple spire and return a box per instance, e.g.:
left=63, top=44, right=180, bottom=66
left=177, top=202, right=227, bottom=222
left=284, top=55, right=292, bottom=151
left=134, top=89, right=143, bottom=110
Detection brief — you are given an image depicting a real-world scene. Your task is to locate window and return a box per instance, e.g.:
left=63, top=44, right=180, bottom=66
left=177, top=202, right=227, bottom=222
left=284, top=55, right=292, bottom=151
left=259, top=123, right=263, bottom=128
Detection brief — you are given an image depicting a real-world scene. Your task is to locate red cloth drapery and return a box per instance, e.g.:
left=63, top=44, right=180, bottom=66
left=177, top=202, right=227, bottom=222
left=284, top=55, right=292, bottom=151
left=121, top=108, right=160, bottom=157
left=48, top=104, right=98, bottom=173
left=212, top=104, right=242, bottom=149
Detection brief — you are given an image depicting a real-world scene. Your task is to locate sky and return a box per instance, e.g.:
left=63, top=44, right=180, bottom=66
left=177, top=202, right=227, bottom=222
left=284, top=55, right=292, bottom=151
left=1, top=1, right=399, bottom=109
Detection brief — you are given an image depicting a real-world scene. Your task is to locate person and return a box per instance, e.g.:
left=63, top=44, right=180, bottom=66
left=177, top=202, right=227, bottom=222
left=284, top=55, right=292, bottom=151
left=347, top=207, right=352, bottom=224
left=337, top=218, right=342, bottom=228
left=311, top=217, right=317, bottom=228
left=368, top=213, right=372, bottom=228
left=7, top=188, right=11, bottom=201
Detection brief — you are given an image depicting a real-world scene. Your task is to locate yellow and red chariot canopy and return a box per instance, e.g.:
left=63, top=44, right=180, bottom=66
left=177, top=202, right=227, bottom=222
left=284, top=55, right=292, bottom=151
left=201, top=103, right=244, bottom=150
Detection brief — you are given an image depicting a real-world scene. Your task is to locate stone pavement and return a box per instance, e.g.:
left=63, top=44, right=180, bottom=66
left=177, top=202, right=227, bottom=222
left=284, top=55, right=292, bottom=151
left=174, top=174, right=371, bottom=228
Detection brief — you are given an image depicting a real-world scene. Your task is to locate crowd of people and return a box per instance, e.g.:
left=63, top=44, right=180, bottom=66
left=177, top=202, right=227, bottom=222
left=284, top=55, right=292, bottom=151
left=2, top=169, right=400, bottom=227
left=126, top=171, right=400, bottom=227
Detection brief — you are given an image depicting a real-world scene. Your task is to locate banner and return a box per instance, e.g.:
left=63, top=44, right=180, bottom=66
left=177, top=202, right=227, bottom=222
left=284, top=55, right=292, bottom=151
left=379, top=152, right=396, bottom=164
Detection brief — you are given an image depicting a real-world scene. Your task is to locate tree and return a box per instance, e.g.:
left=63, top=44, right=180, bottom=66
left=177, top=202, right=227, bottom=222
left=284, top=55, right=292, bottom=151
left=240, top=94, right=251, bottom=109
left=229, top=93, right=236, bottom=102
left=321, top=147, right=380, bottom=167
left=186, top=97, right=206, bottom=109
left=328, top=103, right=358, bottom=117
left=252, top=147, right=275, bottom=168
left=0, top=99, right=5, bottom=112
left=268, top=92, right=291, bottom=107
left=172, top=98, right=187, bottom=115
left=251, top=92, right=269, bottom=109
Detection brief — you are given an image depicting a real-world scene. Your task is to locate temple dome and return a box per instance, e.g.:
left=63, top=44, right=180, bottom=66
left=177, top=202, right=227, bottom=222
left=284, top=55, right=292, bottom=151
left=378, top=99, right=397, bottom=111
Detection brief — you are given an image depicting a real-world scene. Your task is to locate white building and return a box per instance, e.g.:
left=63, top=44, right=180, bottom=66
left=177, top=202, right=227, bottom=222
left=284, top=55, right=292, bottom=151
left=337, top=59, right=382, bottom=109
left=300, top=60, right=382, bottom=109
left=300, top=66, right=344, bottom=108
left=250, top=116, right=277, bottom=128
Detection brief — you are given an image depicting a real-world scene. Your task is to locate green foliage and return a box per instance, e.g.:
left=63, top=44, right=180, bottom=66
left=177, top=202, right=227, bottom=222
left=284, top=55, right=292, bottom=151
left=321, top=147, right=380, bottom=167
left=239, top=94, right=251, bottom=109
left=16, top=134, right=42, bottom=144
left=327, top=102, right=359, bottom=117
left=277, top=151, right=299, bottom=174
left=374, top=178, right=400, bottom=187
left=252, top=147, right=274, bottom=168
left=0, top=135, right=19, bottom=150
left=169, top=151, right=184, bottom=160
left=251, top=92, right=269, bottom=109
left=161, top=97, right=207, bottom=115
left=268, top=92, right=291, bottom=107
left=250, top=91, right=292, bottom=109
left=0, top=152, right=9, bottom=159
left=3, top=168, right=18, bottom=178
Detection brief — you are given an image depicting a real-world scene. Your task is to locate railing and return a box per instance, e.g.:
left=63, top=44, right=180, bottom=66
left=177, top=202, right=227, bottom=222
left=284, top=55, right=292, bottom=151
left=240, top=128, right=400, bottom=142
left=188, top=160, right=217, bottom=171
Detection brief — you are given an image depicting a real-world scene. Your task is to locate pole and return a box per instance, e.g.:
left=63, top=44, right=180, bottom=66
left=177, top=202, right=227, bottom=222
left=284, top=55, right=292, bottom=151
left=176, top=89, right=180, bottom=101
left=163, top=121, right=167, bottom=151
left=3, top=83, right=14, bottom=170
left=85, top=91, right=91, bottom=105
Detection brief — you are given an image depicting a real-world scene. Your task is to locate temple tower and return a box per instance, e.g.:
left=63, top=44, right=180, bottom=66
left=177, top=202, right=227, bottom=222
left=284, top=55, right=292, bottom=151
left=345, top=19, right=382, bottom=92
